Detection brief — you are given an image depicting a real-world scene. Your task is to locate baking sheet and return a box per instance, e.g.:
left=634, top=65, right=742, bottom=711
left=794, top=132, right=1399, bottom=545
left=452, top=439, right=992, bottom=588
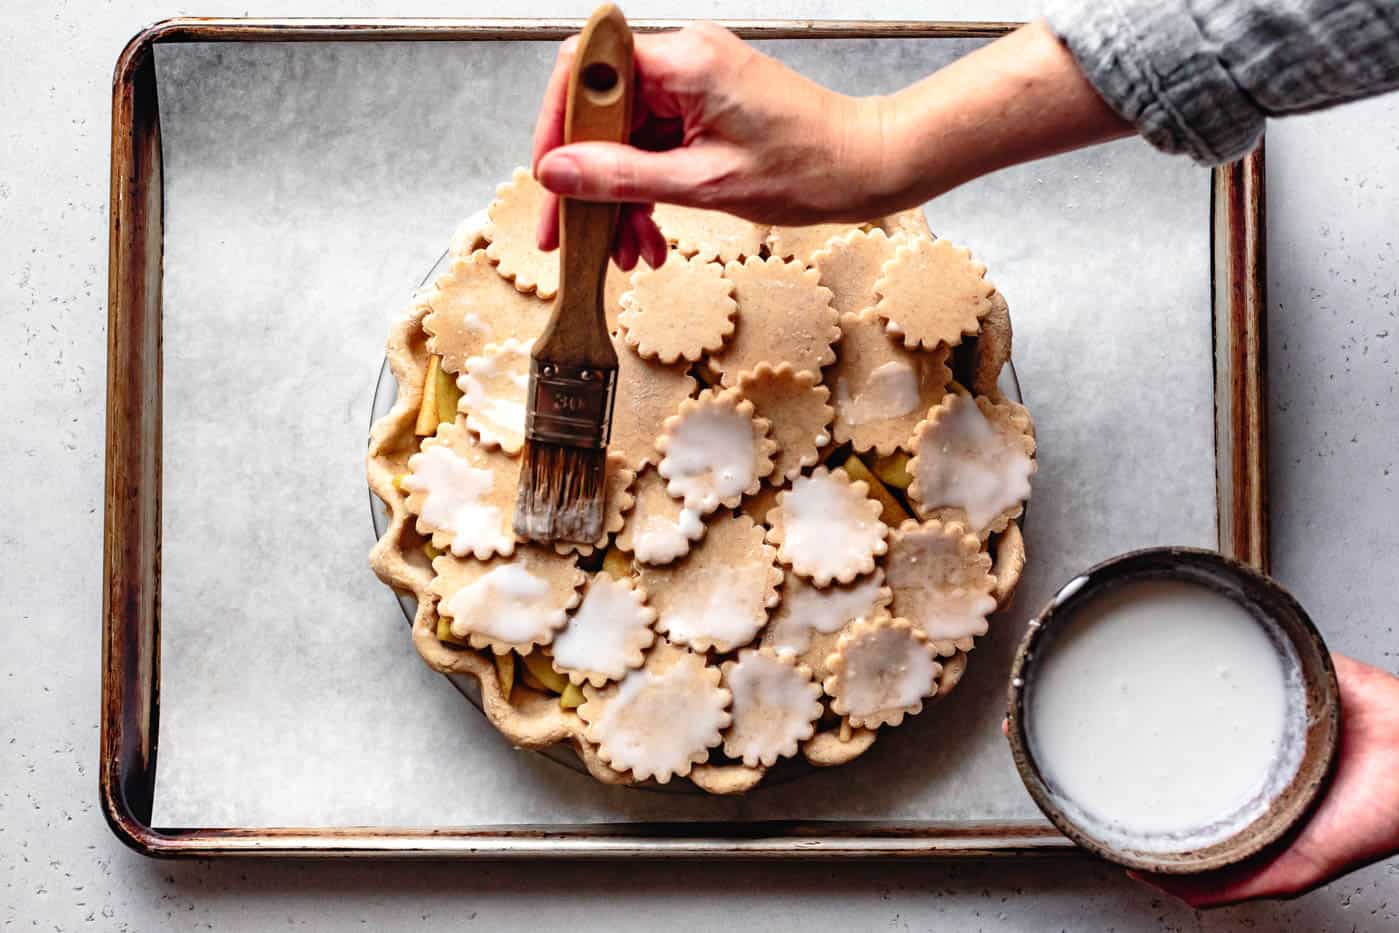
left=151, top=36, right=1214, bottom=828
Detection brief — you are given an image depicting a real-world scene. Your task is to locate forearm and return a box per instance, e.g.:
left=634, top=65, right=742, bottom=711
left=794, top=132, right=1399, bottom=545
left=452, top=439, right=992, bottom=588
left=862, top=21, right=1132, bottom=212
left=1046, top=0, right=1399, bottom=164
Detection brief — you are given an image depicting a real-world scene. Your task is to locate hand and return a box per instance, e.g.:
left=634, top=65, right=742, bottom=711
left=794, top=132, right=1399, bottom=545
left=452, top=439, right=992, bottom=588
left=530, top=23, right=888, bottom=269
left=1137, top=654, right=1399, bottom=907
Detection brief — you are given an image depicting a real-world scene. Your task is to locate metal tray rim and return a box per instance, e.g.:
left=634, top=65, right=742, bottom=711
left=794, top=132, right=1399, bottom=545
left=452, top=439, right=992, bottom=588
left=102, top=16, right=1267, bottom=859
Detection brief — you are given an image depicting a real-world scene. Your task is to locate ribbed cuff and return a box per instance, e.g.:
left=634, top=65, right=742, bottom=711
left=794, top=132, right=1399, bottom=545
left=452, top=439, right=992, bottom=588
left=1043, top=0, right=1265, bottom=164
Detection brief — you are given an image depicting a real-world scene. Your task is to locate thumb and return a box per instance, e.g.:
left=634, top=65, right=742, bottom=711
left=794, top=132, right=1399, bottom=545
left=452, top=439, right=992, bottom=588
left=537, top=142, right=731, bottom=207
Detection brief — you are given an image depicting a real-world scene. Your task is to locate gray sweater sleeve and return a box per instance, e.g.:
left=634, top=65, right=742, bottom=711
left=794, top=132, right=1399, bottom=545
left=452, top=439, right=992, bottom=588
left=1044, top=0, right=1399, bottom=164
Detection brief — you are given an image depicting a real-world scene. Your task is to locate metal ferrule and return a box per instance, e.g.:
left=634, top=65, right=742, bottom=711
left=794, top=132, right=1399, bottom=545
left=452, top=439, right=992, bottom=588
left=524, top=360, right=617, bottom=449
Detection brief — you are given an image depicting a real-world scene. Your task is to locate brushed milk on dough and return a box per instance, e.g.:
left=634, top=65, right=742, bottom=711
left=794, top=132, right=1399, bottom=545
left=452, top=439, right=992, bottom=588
left=1026, top=578, right=1306, bottom=853
left=836, top=360, right=921, bottom=425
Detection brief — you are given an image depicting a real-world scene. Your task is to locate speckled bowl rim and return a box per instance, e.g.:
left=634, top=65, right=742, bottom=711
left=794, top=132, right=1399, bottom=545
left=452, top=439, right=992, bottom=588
left=1005, top=546, right=1341, bottom=874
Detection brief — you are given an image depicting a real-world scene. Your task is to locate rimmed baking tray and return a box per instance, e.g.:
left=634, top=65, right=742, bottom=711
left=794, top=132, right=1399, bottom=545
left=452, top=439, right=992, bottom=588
left=103, top=17, right=1266, bottom=858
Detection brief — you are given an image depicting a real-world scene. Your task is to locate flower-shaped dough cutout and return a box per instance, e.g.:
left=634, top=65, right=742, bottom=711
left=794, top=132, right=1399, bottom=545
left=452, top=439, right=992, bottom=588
left=553, top=455, right=636, bottom=557
left=759, top=569, right=892, bottom=685
left=403, top=420, right=518, bottom=560
left=615, top=467, right=705, bottom=565
left=422, top=251, right=552, bottom=375
left=639, top=512, right=782, bottom=653
left=907, top=393, right=1036, bottom=536
left=824, top=617, right=941, bottom=729
left=551, top=573, right=657, bottom=687
left=447, top=208, right=490, bottom=259
left=652, top=203, right=766, bottom=263
left=720, top=648, right=823, bottom=767
left=656, top=387, right=776, bottom=515
left=483, top=167, right=560, bottom=299
left=886, top=519, right=997, bottom=655
left=618, top=252, right=737, bottom=364
left=812, top=227, right=907, bottom=318
left=579, top=641, right=732, bottom=783
left=736, top=363, right=834, bottom=482
left=874, top=236, right=996, bottom=351
left=708, top=257, right=840, bottom=387
left=767, top=466, right=889, bottom=587
left=603, top=260, right=630, bottom=334
left=429, top=547, right=583, bottom=655
left=766, top=223, right=862, bottom=266
left=610, top=336, right=698, bottom=472
left=458, top=338, right=531, bottom=454
left=829, top=308, right=952, bottom=455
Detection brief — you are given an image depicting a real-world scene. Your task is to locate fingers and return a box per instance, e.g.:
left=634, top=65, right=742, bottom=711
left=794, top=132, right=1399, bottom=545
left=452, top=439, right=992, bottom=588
left=536, top=192, right=561, bottom=252
left=624, top=206, right=668, bottom=268
left=531, top=36, right=579, bottom=174
left=1128, top=847, right=1318, bottom=909
left=614, top=217, right=640, bottom=271
left=538, top=141, right=734, bottom=207
left=536, top=196, right=664, bottom=271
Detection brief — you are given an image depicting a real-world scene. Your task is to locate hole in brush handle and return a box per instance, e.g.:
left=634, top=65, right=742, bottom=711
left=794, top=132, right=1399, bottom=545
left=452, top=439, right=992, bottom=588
left=579, top=61, right=625, bottom=108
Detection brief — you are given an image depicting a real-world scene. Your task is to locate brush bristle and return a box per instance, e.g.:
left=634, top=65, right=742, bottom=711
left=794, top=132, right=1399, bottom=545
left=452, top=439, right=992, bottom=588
left=513, top=441, right=609, bottom=544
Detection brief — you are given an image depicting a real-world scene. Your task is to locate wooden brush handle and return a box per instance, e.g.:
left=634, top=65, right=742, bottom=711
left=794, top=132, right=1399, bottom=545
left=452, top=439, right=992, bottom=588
left=535, top=4, right=634, bottom=367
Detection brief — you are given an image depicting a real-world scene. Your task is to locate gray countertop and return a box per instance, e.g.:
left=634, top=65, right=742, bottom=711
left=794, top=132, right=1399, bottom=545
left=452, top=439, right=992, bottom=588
left=3, top=1, right=1396, bottom=930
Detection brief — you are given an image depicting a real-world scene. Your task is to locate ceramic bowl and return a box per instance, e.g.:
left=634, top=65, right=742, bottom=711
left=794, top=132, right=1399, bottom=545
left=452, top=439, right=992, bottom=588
left=1006, top=546, right=1340, bottom=873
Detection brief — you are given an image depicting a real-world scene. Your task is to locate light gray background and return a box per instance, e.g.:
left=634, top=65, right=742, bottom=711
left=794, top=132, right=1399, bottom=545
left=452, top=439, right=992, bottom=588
left=1, top=1, right=1395, bottom=930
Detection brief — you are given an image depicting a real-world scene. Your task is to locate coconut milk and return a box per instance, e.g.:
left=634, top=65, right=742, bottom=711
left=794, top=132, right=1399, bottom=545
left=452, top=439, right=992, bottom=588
left=1025, top=578, right=1307, bottom=853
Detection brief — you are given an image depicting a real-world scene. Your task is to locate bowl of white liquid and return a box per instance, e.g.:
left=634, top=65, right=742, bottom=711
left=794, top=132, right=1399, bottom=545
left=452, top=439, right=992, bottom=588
left=1006, top=547, right=1340, bottom=873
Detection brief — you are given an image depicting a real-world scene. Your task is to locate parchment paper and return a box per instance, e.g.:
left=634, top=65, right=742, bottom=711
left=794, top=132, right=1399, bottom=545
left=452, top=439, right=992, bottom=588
left=151, top=37, right=1213, bottom=828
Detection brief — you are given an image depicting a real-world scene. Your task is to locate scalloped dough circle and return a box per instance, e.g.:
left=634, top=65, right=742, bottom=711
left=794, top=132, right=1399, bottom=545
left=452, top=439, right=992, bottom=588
left=886, top=519, right=997, bottom=656
left=609, top=338, right=698, bottom=472
left=402, top=421, right=518, bottom=560
left=579, top=641, right=732, bottom=783
left=483, top=167, right=560, bottom=299
left=551, top=573, right=657, bottom=687
left=656, top=388, right=776, bottom=515
left=767, top=466, right=889, bottom=587
left=422, top=250, right=552, bottom=375
left=812, top=227, right=907, bottom=318
left=615, top=467, right=706, bottom=565
left=429, top=547, right=583, bottom=655
left=708, top=257, right=840, bottom=387
left=639, top=512, right=782, bottom=653
left=829, top=308, right=951, bottom=455
left=766, top=223, right=863, bottom=266
left=907, top=393, right=1036, bottom=536
left=652, top=203, right=767, bottom=263
left=619, top=251, right=737, bottom=364
left=759, top=569, right=892, bottom=685
left=824, top=617, right=941, bottom=729
left=721, top=649, right=823, bottom=767
left=458, top=338, right=532, bottom=454
left=874, top=236, right=995, bottom=350
left=736, top=362, right=834, bottom=482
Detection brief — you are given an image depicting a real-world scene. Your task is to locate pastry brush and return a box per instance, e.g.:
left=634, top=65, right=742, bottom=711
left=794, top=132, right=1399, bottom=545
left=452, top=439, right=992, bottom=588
left=514, top=4, right=634, bottom=544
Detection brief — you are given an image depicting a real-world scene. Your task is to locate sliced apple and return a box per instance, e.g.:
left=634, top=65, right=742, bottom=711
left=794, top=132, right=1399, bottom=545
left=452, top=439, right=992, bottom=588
left=494, top=652, right=515, bottom=702
left=871, top=451, right=913, bottom=490
left=519, top=650, right=569, bottom=694
left=435, top=615, right=467, bottom=647
left=559, top=682, right=585, bottom=710
left=435, top=361, right=461, bottom=425
left=415, top=355, right=443, bottom=436
left=842, top=453, right=911, bottom=525
left=601, top=545, right=633, bottom=579
left=518, top=664, right=548, bottom=691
